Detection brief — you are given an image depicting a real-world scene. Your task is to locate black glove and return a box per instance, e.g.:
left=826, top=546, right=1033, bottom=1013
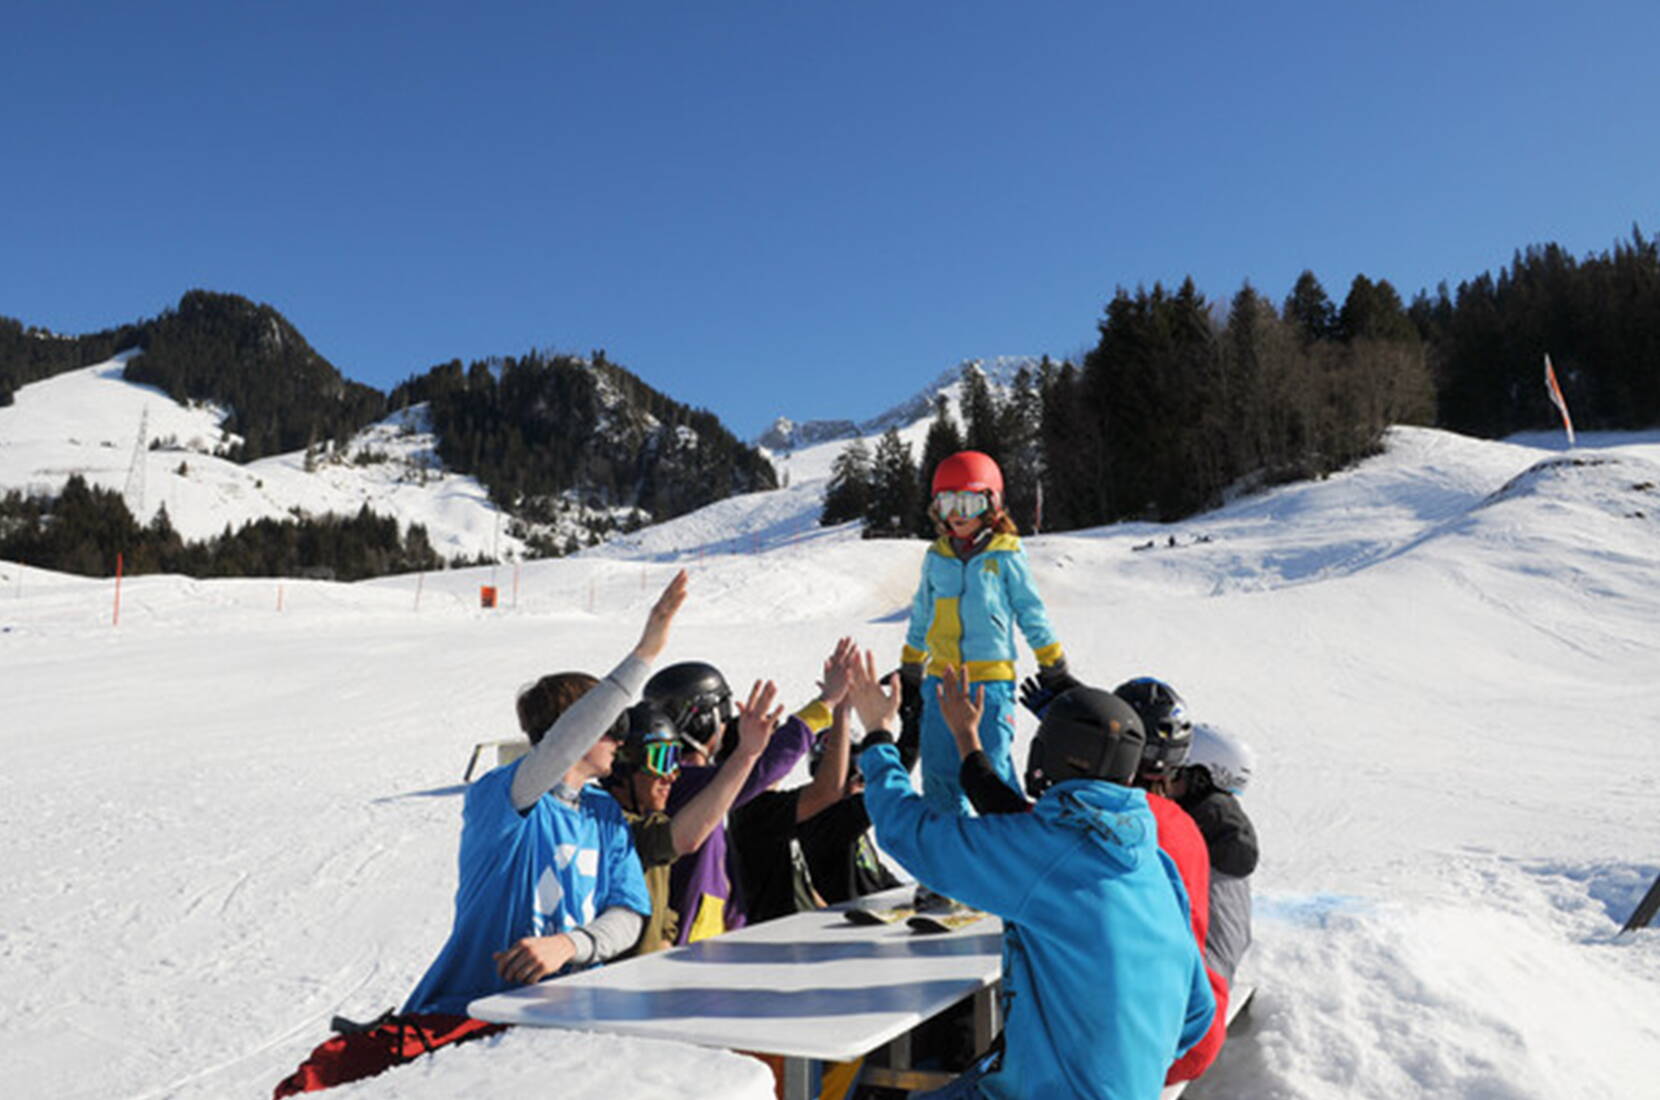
left=891, top=666, right=924, bottom=773
left=1037, top=660, right=1081, bottom=696
left=1018, top=675, right=1057, bottom=720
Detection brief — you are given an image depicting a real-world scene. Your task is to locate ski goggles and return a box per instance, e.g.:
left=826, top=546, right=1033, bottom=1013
left=934, top=490, right=992, bottom=519
left=640, top=739, right=682, bottom=779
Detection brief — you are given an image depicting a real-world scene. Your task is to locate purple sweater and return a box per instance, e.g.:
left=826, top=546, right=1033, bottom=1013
left=665, top=717, right=811, bottom=944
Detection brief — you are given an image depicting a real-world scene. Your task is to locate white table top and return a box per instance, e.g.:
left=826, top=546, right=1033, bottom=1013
left=470, top=891, right=1004, bottom=1063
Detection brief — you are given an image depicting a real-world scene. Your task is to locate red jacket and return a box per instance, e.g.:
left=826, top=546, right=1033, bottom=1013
left=1148, top=793, right=1229, bottom=1083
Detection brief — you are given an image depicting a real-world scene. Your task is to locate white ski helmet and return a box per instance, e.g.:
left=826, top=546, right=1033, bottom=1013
left=1187, top=722, right=1255, bottom=796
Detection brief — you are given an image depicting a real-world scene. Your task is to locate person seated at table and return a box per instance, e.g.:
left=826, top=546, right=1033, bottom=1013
left=641, top=637, right=854, bottom=941
left=603, top=687, right=782, bottom=955
left=728, top=690, right=859, bottom=922
left=274, top=573, right=688, bottom=1097
left=796, top=706, right=904, bottom=904
left=954, top=669, right=1229, bottom=1087
left=401, top=573, right=689, bottom=1016
left=846, top=654, right=1215, bottom=1100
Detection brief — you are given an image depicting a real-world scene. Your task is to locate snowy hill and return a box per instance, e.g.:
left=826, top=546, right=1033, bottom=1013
left=3, top=413, right=1658, bottom=1097
left=0, top=356, right=527, bottom=561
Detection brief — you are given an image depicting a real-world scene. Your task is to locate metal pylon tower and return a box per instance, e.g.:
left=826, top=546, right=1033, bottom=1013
left=123, top=407, right=148, bottom=519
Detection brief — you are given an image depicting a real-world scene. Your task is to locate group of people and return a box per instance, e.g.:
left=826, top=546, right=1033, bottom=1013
left=275, top=451, right=1260, bottom=1100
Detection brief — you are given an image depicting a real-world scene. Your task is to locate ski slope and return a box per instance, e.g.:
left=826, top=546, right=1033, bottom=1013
left=3, top=418, right=1658, bottom=1098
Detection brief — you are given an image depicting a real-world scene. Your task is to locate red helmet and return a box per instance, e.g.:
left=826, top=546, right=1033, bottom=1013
left=932, top=450, right=1004, bottom=500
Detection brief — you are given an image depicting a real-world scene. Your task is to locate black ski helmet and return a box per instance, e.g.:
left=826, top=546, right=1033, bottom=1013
left=615, top=701, right=683, bottom=772
left=642, top=661, right=733, bottom=758
left=1024, top=686, right=1146, bottom=797
left=1113, top=676, right=1194, bottom=777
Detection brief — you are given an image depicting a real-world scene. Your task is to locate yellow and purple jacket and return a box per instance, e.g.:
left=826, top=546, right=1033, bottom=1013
left=902, top=533, right=1064, bottom=682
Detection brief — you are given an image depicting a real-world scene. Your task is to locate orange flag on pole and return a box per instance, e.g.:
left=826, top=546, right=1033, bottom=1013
left=1544, top=354, right=1575, bottom=447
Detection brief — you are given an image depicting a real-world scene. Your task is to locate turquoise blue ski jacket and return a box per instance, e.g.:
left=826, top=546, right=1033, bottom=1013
left=902, top=534, right=1065, bottom=683
left=861, top=742, right=1215, bottom=1100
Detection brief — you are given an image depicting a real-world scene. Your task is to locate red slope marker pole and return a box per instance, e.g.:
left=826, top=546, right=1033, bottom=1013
left=112, top=552, right=123, bottom=627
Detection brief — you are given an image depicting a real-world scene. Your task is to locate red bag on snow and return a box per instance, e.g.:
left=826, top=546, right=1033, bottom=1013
left=273, top=1011, right=507, bottom=1097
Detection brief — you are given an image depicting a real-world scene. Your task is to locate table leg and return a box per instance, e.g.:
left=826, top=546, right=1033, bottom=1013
left=972, top=984, right=999, bottom=1053
left=779, top=1055, right=818, bottom=1100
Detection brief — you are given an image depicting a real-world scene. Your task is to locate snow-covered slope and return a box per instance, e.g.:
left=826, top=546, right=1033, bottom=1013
left=0, top=357, right=526, bottom=560
left=756, top=355, right=1040, bottom=457
left=2, top=411, right=1658, bottom=1097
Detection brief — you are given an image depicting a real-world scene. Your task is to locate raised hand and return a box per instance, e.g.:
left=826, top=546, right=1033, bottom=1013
left=936, top=666, right=986, bottom=758
left=1018, top=675, right=1057, bottom=720
left=733, top=678, right=783, bottom=758
left=847, top=648, right=902, bottom=735
left=633, top=570, right=688, bottom=662
left=815, top=636, right=860, bottom=707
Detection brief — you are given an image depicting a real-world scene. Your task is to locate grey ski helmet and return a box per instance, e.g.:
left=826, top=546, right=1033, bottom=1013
left=642, top=661, right=733, bottom=758
left=1024, top=686, right=1146, bottom=797
left=1113, top=676, right=1194, bottom=777
left=1187, top=722, right=1254, bottom=796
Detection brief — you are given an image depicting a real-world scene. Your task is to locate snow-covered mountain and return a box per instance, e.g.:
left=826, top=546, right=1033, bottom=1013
left=755, top=355, right=1045, bottom=454
left=4, top=419, right=1656, bottom=1099
left=1, top=353, right=1049, bottom=569
left=0, top=356, right=642, bottom=562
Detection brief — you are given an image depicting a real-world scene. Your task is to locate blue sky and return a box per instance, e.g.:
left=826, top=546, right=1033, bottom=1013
left=5, top=1, right=1658, bottom=438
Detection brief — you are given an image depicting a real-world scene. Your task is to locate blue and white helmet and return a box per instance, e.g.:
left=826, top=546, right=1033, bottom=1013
left=1188, top=722, right=1254, bottom=796
left=1113, top=676, right=1194, bottom=777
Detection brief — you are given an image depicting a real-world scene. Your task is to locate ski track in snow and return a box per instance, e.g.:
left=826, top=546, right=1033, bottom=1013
left=3, top=371, right=1660, bottom=1097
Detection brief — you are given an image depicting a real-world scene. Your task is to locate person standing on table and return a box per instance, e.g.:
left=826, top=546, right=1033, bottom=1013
left=641, top=641, right=851, bottom=941
left=900, top=451, right=1075, bottom=821
left=401, top=572, right=687, bottom=1016
left=847, top=654, right=1214, bottom=1100
left=603, top=687, right=783, bottom=955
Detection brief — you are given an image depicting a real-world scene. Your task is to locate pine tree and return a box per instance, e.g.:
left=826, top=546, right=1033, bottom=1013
left=1284, top=270, right=1337, bottom=344
left=821, top=439, right=875, bottom=526
left=916, top=395, right=965, bottom=535
left=862, top=429, right=920, bottom=540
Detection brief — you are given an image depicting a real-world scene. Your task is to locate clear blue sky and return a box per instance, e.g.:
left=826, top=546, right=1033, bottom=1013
left=5, top=1, right=1658, bottom=438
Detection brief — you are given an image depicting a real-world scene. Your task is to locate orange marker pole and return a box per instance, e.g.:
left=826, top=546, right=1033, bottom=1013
left=112, top=552, right=123, bottom=627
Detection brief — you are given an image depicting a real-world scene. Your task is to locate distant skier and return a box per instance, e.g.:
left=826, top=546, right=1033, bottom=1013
left=848, top=655, right=1215, bottom=1099
left=900, top=450, right=1073, bottom=813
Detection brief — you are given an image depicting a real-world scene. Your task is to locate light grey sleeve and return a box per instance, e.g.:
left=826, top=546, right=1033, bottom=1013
left=509, top=654, right=650, bottom=811
left=1205, top=873, right=1253, bottom=983
left=565, top=906, right=646, bottom=966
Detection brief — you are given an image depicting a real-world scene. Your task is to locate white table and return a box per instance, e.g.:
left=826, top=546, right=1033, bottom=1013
left=471, top=888, right=1003, bottom=1099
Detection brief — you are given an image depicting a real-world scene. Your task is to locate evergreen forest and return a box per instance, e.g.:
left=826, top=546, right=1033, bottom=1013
left=4, top=228, right=1660, bottom=572
left=825, top=230, right=1660, bottom=537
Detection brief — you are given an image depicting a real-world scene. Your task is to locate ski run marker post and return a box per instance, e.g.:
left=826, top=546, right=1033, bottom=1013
left=1544, top=353, right=1576, bottom=447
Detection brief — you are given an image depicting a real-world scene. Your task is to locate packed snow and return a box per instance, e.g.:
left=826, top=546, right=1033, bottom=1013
left=3, top=378, right=1659, bottom=1097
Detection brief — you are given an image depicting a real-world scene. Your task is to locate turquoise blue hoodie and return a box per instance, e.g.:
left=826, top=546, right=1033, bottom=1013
left=861, top=742, right=1215, bottom=1100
